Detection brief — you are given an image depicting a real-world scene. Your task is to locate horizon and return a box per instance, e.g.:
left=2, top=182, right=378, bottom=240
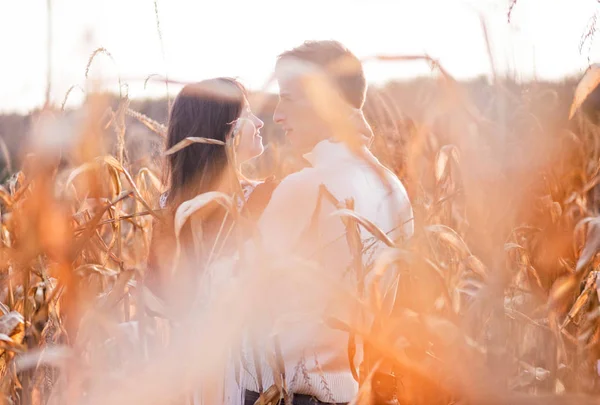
left=8, top=73, right=586, bottom=117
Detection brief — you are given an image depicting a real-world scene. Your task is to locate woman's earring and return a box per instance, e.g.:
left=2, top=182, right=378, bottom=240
left=232, top=119, right=242, bottom=137
left=230, top=119, right=242, bottom=149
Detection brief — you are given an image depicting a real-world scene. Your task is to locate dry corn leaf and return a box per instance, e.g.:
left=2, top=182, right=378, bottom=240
left=348, top=364, right=378, bottom=405
left=96, top=156, right=124, bottom=199
left=65, top=161, right=97, bottom=191
left=331, top=209, right=396, bottom=247
left=8, top=171, right=22, bottom=194
left=562, top=272, right=596, bottom=328
left=74, top=264, right=119, bottom=278
left=526, top=265, right=545, bottom=291
left=456, top=278, right=484, bottom=298
left=434, top=144, right=460, bottom=183
left=576, top=217, right=600, bottom=272
left=98, top=269, right=136, bottom=310
left=504, top=243, right=526, bottom=256
left=0, top=301, right=9, bottom=315
left=0, top=185, right=13, bottom=207
left=464, top=255, right=488, bottom=279
left=550, top=202, right=563, bottom=224
left=141, top=286, right=168, bottom=318
left=425, top=224, right=471, bottom=257
left=164, top=137, right=226, bottom=156
left=100, top=156, right=158, bottom=217
left=0, top=339, right=26, bottom=354
left=0, top=311, right=23, bottom=336
left=365, top=247, right=411, bottom=311
left=548, top=275, right=578, bottom=311
left=569, top=63, right=600, bottom=119
left=104, top=159, right=123, bottom=197
left=173, top=191, right=234, bottom=240
left=255, top=384, right=281, bottom=405
left=136, top=167, right=163, bottom=193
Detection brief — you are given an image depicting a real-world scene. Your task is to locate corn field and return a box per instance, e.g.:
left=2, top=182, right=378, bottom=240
left=2, top=44, right=600, bottom=405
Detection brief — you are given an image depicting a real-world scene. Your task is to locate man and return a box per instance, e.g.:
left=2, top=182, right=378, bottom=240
left=239, top=40, right=414, bottom=405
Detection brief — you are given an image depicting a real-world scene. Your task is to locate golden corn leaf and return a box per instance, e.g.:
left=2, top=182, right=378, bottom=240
left=569, top=63, right=600, bottom=119
left=65, top=161, right=97, bottom=191
left=100, top=156, right=158, bottom=217
left=464, top=255, right=488, bottom=279
left=255, top=385, right=281, bottom=405
left=98, top=269, right=136, bottom=310
left=434, top=144, right=460, bottom=183
left=548, top=275, right=578, bottom=311
left=74, top=264, right=119, bottom=278
left=348, top=372, right=374, bottom=405
left=164, top=137, right=226, bottom=156
left=456, top=277, right=484, bottom=298
left=331, top=208, right=396, bottom=247
left=0, top=185, right=12, bottom=207
left=551, top=201, right=562, bottom=222
left=576, top=217, right=600, bottom=272
left=0, top=335, right=26, bottom=354
left=8, top=171, right=25, bottom=197
left=425, top=224, right=471, bottom=257
left=504, top=242, right=525, bottom=252
left=365, top=247, right=411, bottom=311
left=0, top=311, right=23, bottom=336
left=562, top=272, right=596, bottom=328
left=136, top=167, right=163, bottom=193
left=104, top=159, right=123, bottom=197
left=173, top=191, right=235, bottom=240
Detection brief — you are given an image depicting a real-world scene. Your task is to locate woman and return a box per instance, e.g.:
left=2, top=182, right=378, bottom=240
left=162, top=77, right=266, bottom=210
left=147, top=77, right=276, bottom=306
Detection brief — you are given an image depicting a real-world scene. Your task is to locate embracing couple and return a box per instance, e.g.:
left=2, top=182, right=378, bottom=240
left=148, top=40, right=414, bottom=405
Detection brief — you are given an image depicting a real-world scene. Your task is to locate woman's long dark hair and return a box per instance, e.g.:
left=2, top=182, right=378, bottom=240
left=147, top=78, right=247, bottom=305
left=165, top=77, right=247, bottom=207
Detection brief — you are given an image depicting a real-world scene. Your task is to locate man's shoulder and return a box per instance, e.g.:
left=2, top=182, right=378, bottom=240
left=264, top=167, right=322, bottom=208
left=371, top=163, right=410, bottom=197
left=277, top=167, right=321, bottom=189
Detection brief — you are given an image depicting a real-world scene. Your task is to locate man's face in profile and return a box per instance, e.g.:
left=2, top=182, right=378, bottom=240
left=273, top=59, right=333, bottom=155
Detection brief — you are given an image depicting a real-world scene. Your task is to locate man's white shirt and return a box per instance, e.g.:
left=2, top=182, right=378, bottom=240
left=232, top=139, right=414, bottom=404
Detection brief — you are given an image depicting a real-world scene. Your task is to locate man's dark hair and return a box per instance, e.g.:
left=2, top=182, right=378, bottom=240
left=276, top=40, right=367, bottom=109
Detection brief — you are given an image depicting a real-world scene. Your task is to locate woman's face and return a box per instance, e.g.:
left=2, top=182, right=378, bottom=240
left=233, top=99, right=264, bottom=163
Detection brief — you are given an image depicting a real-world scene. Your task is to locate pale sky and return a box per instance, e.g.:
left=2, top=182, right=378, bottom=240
left=0, top=0, right=598, bottom=114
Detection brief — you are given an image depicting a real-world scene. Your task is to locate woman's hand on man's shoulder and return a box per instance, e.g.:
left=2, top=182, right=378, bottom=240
left=243, top=175, right=280, bottom=219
